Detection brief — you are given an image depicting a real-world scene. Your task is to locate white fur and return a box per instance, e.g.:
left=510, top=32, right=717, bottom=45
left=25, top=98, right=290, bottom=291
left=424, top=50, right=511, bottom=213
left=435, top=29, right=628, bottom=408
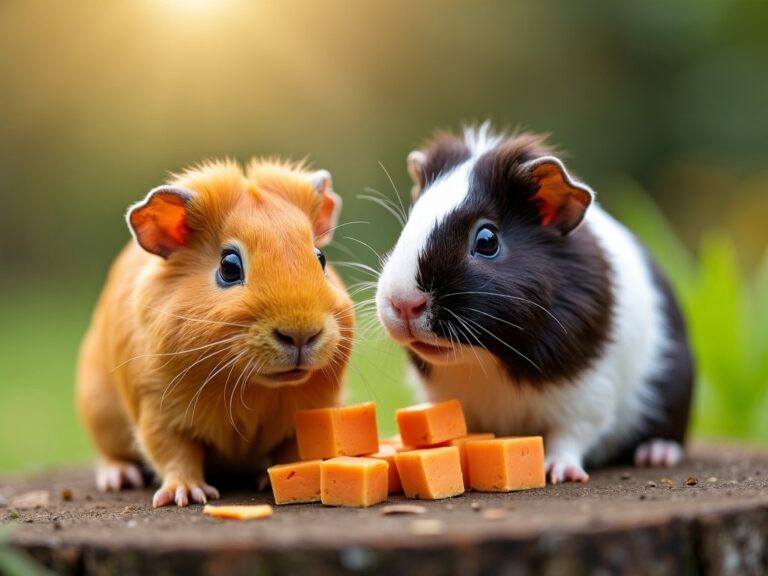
left=410, top=204, right=669, bottom=468
left=377, top=125, right=671, bottom=470
left=376, top=124, right=500, bottom=334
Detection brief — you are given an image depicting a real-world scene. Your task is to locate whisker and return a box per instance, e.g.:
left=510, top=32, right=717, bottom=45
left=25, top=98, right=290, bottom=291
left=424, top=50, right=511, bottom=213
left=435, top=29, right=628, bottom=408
left=111, top=335, right=243, bottom=372
left=440, top=291, right=567, bottom=334
left=314, top=220, right=370, bottom=244
left=461, top=315, right=543, bottom=374
left=358, top=194, right=405, bottom=227
left=378, top=161, right=408, bottom=222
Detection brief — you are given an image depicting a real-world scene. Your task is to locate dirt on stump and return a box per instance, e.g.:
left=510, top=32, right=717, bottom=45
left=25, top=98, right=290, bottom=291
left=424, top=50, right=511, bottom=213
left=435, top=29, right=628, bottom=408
left=1, top=442, right=767, bottom=576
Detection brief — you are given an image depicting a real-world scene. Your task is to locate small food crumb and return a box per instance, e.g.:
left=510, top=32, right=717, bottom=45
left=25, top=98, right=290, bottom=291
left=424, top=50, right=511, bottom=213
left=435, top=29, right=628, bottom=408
left=706, top=477, right=717, bottom=483
left=620, top=472, right=631, bottom=480
left=685, top=476, right=698, bottom=486
left=660, top=478, right=674, bottom=487
left=126, top=520, right=138, bottom=528
left=409, top=519, right=445, bottom=535
left=60, top=489, right=74, bottom=501
left=470, top=501, right=482, bottom=510
left=203, top=504, right=273, bottom=521
left=481, top=508, right=509, bottom=521
left=380, top=504, right=427, bottom=516
left=646, top=481, right=656, bottom=488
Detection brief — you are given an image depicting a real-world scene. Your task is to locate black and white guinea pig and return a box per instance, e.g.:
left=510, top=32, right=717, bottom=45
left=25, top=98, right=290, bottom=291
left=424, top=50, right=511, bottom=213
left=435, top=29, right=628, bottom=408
left=375, top=123, right=693, bottom=483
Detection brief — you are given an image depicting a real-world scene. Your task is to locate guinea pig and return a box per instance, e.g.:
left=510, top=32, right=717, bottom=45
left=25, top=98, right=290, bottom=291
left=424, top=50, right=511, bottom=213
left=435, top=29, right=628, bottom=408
left=76, top=159, right=354, bottom=507
left=376, top=124, right=693, bottom=483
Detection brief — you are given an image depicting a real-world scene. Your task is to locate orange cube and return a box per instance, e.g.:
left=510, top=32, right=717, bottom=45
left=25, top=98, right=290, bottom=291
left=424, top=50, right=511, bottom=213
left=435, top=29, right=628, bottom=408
left=368, top=444, right=403, bottom=494
left=320, top=456, right=389, bottom=508
left=295, top=402, right=379, bottom=460
left=396, top=399, right=467, bottom=447
left=436, top=433, right=495, bottom=489
left=465, top=437, right=546, bottom=492
left=394, top=446, right=465, bottom=500
left=267, top=460, right=322, bottom=505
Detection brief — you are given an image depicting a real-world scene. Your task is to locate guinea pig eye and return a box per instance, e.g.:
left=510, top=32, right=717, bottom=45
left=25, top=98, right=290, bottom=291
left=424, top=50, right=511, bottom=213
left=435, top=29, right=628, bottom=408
left=472, top=225, right=500, bottom=258
left=217, top=248, right=244, bottom=286
left=315, top=247, right=327, bottom=271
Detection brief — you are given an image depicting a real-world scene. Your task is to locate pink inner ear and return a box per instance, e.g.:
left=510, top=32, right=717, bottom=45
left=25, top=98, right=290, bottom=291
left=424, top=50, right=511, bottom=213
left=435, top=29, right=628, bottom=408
left=130, top=191, right=190, bottom=258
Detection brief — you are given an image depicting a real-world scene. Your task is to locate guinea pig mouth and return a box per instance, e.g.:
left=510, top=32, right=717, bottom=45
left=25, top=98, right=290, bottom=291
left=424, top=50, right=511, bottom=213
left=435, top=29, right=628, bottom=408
left=409, top=340, right=456, bottom=360
left=262, top=368, right=311, bottom=384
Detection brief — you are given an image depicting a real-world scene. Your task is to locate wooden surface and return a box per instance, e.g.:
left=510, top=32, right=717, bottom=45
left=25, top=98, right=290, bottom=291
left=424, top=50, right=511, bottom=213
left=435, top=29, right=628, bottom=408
left=1, top=443, right=767, bottom=576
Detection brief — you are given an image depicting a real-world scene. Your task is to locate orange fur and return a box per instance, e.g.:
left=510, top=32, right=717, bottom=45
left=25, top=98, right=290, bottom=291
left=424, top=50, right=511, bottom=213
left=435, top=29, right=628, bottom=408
left=76, top=159, right=354, bottom=506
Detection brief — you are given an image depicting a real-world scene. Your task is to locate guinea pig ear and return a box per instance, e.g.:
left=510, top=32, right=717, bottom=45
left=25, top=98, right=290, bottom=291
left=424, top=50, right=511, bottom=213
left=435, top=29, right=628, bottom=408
left=126, top=185, right=194, bottom=259
left=521, top=156, right=594, bottom=236
left=407, top=150, right=427, bottom=201
left=310, top=170, right=342, bottom=247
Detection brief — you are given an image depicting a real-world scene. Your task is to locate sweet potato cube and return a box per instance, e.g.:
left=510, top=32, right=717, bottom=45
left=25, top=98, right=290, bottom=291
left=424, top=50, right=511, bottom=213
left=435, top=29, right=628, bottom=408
left=436, top=433, right=495, bottom=489
left=295, top=402, right=379, bottom=460
left=394, top=446, right=465, bottom=500
left=267, top=460, right=322, bottom=505
left=368, top=444, right=403, bottom=494
left=203, top=504, right=273, bottom=520
left=465, top=436, right=545, bottom=492
left=321, top=456, right=389, bottom=507
left=396, top=399, right=467, bottom=447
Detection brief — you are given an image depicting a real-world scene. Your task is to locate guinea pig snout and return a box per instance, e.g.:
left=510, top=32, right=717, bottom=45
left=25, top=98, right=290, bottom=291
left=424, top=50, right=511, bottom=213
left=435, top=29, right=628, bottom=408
left=377, top=289, right=431, bottom=342
left=272, top=326, right=323, bottom=353
left=390, top=294, right=428, bottom=321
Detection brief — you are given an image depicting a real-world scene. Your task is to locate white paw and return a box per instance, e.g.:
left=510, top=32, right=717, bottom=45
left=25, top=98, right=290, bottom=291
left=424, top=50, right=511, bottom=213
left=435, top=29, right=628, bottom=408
left=634, top=439, right=684, bottom=467
left=546, top=459, right=589, bottom=485
left=96, top=461, right=144, bottom=492
left=152, top=478, right=220, bottom=508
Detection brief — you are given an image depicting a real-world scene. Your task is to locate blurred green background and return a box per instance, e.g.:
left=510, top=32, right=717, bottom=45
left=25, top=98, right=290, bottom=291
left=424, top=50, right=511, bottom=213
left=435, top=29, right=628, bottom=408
left=1, top=0, right=767, bottom=474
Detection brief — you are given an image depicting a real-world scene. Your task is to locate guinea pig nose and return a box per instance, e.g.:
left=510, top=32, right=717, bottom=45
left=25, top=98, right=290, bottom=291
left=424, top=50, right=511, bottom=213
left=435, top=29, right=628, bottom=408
left=390, top=294, right=428, bottom=320
left=273, top=327, right=323, bottom=349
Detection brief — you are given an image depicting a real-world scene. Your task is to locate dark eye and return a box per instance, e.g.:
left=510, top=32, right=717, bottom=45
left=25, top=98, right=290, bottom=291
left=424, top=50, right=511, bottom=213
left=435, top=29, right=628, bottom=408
left=472, top=225, right=500, bottom=258
left=217, top=248, right=244, bottom=286
left=315, top=247, right=327, bottom=271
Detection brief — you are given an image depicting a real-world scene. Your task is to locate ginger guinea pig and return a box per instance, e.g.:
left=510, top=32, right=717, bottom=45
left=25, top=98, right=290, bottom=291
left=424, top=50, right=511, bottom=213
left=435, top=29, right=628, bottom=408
left=376, top=124, right=693, bottom=483
left=76, top=159, right=354, bottom=507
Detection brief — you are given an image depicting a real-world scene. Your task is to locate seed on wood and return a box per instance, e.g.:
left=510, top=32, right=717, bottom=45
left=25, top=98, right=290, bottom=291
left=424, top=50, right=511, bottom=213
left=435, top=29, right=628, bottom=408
left=481, top=508, right=509, bottom=521
left=409, top=519, right=445, bottom=535
left=380, top=504, right=427, bottom=516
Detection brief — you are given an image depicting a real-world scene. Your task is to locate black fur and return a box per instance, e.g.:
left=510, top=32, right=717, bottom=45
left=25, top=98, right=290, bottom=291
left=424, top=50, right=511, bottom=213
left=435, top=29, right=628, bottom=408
left=414, top=134, right=614, bottom=385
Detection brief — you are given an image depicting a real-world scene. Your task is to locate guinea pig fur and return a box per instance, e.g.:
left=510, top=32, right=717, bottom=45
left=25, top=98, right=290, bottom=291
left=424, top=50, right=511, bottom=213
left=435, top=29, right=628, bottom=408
left=376, top=124, right=693, bottom=484
left=76, top=159, right=354, bottom=507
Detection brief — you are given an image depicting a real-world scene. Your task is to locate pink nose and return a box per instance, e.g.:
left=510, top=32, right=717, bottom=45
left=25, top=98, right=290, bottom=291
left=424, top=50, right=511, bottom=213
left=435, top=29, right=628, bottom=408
left=390, top=294, right=428, bottom=320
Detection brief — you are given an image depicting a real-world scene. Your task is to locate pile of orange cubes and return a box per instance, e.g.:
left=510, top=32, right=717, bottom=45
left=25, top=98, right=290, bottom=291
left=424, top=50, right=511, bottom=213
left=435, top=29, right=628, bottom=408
left=268, top=399, right=546, bottom=508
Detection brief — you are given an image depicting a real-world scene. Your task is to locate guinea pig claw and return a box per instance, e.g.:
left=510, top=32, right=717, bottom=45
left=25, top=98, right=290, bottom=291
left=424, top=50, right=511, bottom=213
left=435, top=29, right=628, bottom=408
left=546, top=460, right=589, bottom=485
left=153, top=481, right=220, bottom=508
left=96, top=461, right=144, bottom=492
left=634, top=439, right=683, bottom=468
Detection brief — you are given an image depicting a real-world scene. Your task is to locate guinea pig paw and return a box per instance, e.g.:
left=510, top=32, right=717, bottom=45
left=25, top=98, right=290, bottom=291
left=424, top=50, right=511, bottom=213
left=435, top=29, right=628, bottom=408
left=96, top=461, right=144, bottom=492
left=634, top=439, right=684, bottom=468
left=152, top=480, right=220, bottom=508
left=546, top=460, right=589, bottom=485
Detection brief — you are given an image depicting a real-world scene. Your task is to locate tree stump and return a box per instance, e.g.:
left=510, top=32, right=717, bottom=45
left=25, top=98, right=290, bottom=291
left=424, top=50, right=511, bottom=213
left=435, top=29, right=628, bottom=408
left=1, top=443, right=767, bottom=575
